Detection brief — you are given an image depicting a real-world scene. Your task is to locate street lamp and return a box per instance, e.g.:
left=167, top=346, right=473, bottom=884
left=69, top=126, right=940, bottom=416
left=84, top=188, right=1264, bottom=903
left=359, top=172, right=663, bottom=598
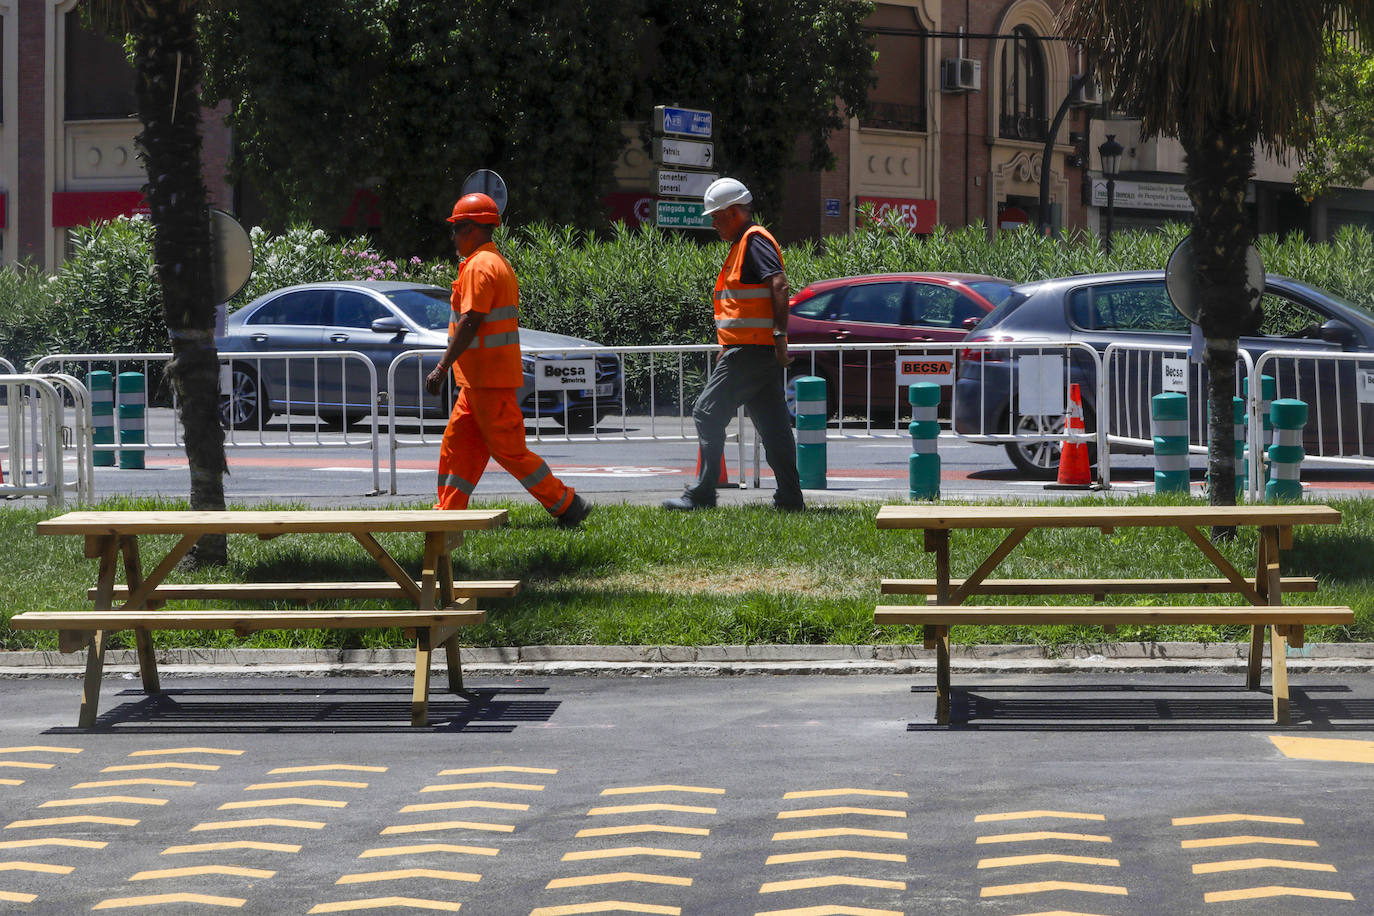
left=1098, top=133, right=1124, bottom=253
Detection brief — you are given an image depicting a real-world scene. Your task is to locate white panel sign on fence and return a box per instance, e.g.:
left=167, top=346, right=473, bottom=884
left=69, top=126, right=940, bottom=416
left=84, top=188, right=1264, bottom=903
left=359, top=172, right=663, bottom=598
left=1361, top=367, right=1374, bottom=404
left=1016, top=355, right=1064, bottom=416
left=536, top=359, right=598, bottom=389
left=1162, top=357, right=1189, bottom=392
left=896, top=354, right=955, bottom=386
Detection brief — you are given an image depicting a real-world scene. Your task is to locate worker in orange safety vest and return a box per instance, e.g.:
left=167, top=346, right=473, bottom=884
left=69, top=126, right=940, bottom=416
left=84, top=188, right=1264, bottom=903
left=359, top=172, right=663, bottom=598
left=425, top=192, right=592, bottom=528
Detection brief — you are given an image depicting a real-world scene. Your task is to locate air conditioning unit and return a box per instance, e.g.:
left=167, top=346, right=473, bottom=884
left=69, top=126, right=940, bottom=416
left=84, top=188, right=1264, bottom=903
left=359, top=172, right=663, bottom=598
left=941, top=58, right=981, bottom=93
left=1072, top=74, right=1104, bottom=106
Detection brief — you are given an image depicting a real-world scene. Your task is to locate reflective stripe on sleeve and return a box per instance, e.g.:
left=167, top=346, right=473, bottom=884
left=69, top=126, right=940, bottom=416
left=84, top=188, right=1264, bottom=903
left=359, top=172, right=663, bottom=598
left=715, top=317, right=774, bottom=329
left=715, top=288, right=773, bottom=300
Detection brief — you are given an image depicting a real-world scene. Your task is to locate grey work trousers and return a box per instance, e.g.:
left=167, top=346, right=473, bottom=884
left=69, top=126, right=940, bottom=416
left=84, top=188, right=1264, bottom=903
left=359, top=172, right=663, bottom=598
left=686, top=344, right=803, bottom=507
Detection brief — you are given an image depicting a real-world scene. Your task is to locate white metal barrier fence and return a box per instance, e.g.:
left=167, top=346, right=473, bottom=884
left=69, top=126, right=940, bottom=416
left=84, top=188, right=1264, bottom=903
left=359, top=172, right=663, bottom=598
left=0, top=374, right=92, bottom=505
left=30, top=351, right=382, bottom=493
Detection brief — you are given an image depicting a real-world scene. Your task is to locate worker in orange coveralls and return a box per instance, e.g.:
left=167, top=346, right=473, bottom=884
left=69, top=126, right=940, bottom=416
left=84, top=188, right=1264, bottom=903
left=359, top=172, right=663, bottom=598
left=424, top=193, right=592, bottom=528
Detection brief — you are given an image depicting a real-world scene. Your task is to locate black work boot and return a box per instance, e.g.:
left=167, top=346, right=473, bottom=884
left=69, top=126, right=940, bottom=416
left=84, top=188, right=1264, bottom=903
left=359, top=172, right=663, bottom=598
left=661, top=493, right=715, bottom=511
left=557, top=493, right=593, bottom=529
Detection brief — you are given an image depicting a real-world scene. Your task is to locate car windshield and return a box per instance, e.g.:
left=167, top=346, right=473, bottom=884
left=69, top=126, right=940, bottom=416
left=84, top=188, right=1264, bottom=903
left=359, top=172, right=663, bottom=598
left=966, top=281, right=1016, bottom=306
left=384, top=287, right=451, bottom=330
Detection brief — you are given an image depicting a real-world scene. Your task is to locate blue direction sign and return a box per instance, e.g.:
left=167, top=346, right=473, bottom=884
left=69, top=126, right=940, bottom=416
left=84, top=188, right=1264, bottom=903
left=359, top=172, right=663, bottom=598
left=654, top=105, right=712, bottom=139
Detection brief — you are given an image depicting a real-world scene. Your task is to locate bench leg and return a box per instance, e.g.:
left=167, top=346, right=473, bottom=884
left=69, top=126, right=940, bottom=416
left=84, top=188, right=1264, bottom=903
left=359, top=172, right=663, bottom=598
left=412, top=629, right=435, bottom=727
left=134, top=630, right=160, bottom=695
left=1272, top=626, right=1291, bottom=725
left=1246, top=625, right=1265, bottom=689
left=934, top=625, right=951, bottom=725
left=78, top=630, right=108, bottom=728
left=444, top=636, right=464, bottom=694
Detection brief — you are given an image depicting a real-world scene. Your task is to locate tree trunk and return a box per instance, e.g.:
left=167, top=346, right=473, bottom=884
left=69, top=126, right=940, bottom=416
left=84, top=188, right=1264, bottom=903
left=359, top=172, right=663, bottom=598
left=132, top=2, right=228, bottom=565
left=1181, top=116, right=1257, bottom=530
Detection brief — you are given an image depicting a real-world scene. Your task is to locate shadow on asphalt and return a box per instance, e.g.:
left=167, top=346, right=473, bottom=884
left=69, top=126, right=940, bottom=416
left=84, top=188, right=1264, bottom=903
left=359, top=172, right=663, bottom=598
left=904, top=683, right=1374, bottom=731
left=42, top=685, right=559, bottom=735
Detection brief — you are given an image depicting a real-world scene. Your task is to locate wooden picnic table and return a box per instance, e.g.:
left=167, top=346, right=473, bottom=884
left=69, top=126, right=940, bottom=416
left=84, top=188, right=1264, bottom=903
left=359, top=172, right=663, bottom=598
left=12, top=509, right=512, bottom=727
left=874, top=504, right=1350, bottom=725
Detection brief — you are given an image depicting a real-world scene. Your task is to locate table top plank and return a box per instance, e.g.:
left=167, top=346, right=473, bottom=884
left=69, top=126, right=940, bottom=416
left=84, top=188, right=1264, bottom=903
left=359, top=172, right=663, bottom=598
left=874, top=605, right=1354, bottom=625
left=38, top=510, right=508, bottom=536
left=876, top=504, right=1341, bottom=530
left=10, top=610, right=487, bottom=630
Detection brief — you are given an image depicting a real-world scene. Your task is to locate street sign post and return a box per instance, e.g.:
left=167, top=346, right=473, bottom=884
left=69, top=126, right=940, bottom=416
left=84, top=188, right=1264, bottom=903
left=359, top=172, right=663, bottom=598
left=656, top=200, right=711, bottom=230
left=654, top=105, right=712, bottom=139
left=653, top=137, right=714, bottom=169
left=652, top=105, right=715, bottom=231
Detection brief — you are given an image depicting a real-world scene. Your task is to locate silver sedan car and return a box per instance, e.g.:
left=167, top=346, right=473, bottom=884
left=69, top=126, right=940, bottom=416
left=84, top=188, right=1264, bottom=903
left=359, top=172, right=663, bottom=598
left=216, top=281, right=622, bottom=431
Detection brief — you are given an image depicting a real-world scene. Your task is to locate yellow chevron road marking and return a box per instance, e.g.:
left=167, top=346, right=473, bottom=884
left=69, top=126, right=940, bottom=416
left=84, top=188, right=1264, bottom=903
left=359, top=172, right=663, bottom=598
left=437, top=766, right=557, bottom=776
left=92, top=892, right=246, bottom=909
left=73, top=779, right=196, bottom=789
left=0, top=838, right=107, bottom=850
left=129, top=866, right=276, bottom=881
left=777, top=807, right=905, bottom=820
left=218, top=798, right=347, bottom=810
left=980, top=881, right=1128, bottom=897
left=1203, top=885, right=1355, bottom=902
left=1193, top=858, right=1337, bottom=875
left=337, top=868, right=482, bottom=884
left=6, top=815, right=139, bottom=829
left=0, top=779, right=22, bottom=786
left=0, top=891, right=37, bottom=903
left=421, top=782, right=544, bottom=793
left=245, top=781, right=368, bottom=791
left=359, top=845, right=499, bottom=859
left=269, top=765, right=387, bottom=774
left=782, top=789, right=908, bottom=800
left=1172, top=814, right=1303, bottom=826
left=546, top=872, right=692, bottom=889
left=563, top=847, right=702, bottom=862
left=128, top=748, right=243, bottom=757
left=0, top=746, right=81, bottom=754
left=976, top=811, right=1106, bottom=823
left=0, top=861, right=75, bottom=874
left=976, top=832, right=1111, bottom=845
left=162, top=841, right=301, bottom=855
left=753, top=906, right=902, bottom=916
left=575, top=825, right=709, bottom=839
left=771, top=828, right=906, bottom=842
left=977, top=854, right=1119, bottom=868
left=191, top=818, right=325, bottom=831
left=587, top=804, right=715, bottom=816
left=39, top=795, right=167, bottom=808
left=1181, top=835, right=1319, bottom=849
left=380, top=820, right=515, bottom=835
left=400, top=801, right=530, bottom=814
left=992, top=911, right=1113, bottom=916
left=766, top=850, right=907, bottom=865
left=1270, top=735, right=1374, bottom=764
left=599, top=785, right=725, bottom=796
left=759, top=876, right=906, bottom=893
left=101, top=763, right=220, bottom=772
left=529, top=903, right=679, bottom=915
left=0, top=761, right=52, bottom=770
left=309, top=900, right=463, bottom=913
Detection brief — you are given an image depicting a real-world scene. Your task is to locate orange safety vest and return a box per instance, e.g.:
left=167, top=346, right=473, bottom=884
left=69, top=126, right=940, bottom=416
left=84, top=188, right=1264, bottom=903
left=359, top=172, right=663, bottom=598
left=450, top=242, right=523, bottom=389
left=713, top=224, right=783, bottom=346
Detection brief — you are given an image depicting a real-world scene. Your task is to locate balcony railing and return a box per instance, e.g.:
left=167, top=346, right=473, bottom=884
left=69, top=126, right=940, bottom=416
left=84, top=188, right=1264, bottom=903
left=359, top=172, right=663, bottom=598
left=860, top=101, right=927, bottom=133
left=999, top=113, right=1048, bottom=143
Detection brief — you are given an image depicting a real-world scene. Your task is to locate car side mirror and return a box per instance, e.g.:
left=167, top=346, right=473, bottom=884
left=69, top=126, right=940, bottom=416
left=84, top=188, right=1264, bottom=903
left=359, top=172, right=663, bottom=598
left=1320, top=318, right=1357, bottom=348
left=371, top=316, right=407, bottom=334
left=961, top=316, right=982, bottom=330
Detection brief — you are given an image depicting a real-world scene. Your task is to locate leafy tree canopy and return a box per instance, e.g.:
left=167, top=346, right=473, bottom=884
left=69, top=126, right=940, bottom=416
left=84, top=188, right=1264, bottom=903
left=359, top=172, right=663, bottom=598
left=200, top=0, right=874, bottom=257
left=1295, top=35, right=1374, bottom=201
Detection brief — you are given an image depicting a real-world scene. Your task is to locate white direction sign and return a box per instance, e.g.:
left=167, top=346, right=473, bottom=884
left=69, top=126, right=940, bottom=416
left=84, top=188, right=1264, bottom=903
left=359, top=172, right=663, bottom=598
left=656, top=200, right=712, bottom=230
left=654, top=137, right=714, bottom=169
left=656, top=169, right=718, bottom=198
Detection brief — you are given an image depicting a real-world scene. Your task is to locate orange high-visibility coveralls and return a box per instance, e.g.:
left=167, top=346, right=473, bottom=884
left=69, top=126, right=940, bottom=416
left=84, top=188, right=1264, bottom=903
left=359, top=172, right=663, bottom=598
left=435, top=242, right=576, bottom=516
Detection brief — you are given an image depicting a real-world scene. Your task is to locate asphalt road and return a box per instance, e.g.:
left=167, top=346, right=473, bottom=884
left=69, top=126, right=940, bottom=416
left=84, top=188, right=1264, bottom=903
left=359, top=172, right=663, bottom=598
left=2, top=672, right=1374, bottom=913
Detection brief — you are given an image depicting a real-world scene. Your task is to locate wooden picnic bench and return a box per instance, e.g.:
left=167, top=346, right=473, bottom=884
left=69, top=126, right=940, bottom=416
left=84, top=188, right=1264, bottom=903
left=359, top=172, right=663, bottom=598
left=9, top=509, right=513, bottom=728
left=873, top=504, right=1351, bottom=725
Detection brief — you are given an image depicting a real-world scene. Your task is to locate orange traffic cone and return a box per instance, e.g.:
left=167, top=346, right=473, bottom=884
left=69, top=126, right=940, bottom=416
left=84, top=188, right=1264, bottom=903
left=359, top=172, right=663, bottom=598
left=1052, top=382, right=1092, bottom=488
left=695, top=447, right=730, bottom=486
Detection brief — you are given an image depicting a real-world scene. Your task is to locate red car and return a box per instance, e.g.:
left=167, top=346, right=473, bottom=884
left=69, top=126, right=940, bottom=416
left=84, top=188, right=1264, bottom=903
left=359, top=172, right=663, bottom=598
left=785, top=272, right=1017, bottom=419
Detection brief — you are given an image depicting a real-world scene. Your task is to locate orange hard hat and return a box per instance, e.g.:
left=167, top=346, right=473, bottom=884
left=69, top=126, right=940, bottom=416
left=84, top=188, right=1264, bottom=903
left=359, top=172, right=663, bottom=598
left=447, top=193, right=501, bottom=226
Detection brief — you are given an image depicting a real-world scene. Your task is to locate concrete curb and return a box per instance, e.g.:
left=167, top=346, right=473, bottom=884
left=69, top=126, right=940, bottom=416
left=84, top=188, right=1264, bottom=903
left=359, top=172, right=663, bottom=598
left=4, top=643, right=1374, bottom=679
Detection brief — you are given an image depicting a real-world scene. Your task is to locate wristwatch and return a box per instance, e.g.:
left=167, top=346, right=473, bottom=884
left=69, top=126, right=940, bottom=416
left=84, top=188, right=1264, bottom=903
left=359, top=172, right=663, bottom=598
left=773, top=329, right=787, bottom=338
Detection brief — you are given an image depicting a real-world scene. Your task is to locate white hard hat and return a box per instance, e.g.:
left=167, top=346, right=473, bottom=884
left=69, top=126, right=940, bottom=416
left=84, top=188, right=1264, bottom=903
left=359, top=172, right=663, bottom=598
left=702, top=177, right=752, bottom=215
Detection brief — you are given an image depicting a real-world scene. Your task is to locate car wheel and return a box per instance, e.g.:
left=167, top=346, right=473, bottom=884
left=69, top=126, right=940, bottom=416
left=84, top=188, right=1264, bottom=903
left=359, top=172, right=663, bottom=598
left=1003, top=404, right=1098, bottom=479
left=784, top=367, right=834, bottom=421
left=554, top=408, right=598, bottom=434
left=219, top=363, right=270, bottom=430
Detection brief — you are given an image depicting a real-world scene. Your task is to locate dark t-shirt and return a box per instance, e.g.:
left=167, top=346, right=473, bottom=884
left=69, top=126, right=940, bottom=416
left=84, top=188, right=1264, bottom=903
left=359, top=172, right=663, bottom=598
left=740, top=226, right=784, bottom=285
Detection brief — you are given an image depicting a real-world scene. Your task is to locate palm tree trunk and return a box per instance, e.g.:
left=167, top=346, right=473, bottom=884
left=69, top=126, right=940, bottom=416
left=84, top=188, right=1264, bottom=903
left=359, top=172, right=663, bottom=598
left=1181, top=116, right=1257, bottom=527
left=132, top=1, right=228, bottom=565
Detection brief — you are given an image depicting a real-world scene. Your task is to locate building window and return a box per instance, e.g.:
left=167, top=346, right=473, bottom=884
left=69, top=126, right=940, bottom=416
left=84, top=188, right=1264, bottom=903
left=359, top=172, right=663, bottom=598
left=999, top=25, right=1046, bottom=142
left=859, top=4, right=927, bottom=133
left=65, top=13, right=137, bottom=121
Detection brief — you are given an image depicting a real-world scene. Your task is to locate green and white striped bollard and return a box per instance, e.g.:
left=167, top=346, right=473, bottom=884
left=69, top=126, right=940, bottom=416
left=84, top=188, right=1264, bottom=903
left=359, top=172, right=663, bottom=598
left=1151, top=391, right=1189, bottom=494
left=794, top=375, right=827, bottom=490
left=117, top=371, right=146, bottom=470
left=90, top=370, right=115, bottom=467
left=908, top=382, right=940, bottom=500
left=1266, top=398, right=1307, bottom=502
